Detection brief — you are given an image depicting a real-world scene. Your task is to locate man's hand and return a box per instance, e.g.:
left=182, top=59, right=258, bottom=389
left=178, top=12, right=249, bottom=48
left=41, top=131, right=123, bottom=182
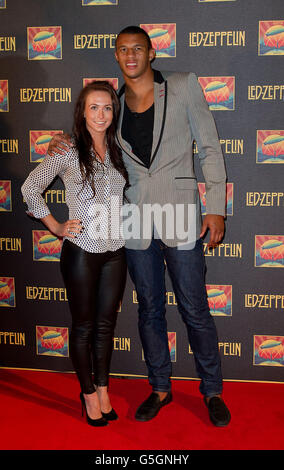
left=200, top=214, right=225, bottom=248
left=47, top=133, right=72, bottom=156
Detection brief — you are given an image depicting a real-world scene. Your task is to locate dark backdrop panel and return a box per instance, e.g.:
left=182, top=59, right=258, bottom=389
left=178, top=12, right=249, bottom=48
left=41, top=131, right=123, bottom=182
left=1, top=0, right=283, bottom=383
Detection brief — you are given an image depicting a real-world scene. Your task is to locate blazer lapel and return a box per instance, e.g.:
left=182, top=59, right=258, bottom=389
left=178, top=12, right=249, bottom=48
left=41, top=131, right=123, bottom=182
left=116, top=91, right=147, bottom=167
left=150, top=79, right=167, bottom=167
left=116, top=70, right=168, bottom=168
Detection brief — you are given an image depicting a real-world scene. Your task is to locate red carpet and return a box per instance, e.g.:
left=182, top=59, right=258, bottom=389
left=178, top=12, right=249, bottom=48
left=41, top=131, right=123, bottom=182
left=0, top=368, right=283, bottom=451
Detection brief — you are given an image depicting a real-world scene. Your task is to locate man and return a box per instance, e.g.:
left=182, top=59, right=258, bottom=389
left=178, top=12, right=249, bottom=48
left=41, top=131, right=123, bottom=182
left=48, top=25, right=230, bottom=427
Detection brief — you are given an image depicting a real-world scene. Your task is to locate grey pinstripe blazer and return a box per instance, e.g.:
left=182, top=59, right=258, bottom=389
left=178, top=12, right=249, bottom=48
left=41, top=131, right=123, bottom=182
left=116, top=69, right=227, bottom=250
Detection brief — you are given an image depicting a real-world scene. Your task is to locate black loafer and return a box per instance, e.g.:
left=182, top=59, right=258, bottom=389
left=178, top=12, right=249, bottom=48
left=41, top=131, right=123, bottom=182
left=135, top=392, right=172, bottom=422
left=204, top=396, right=231, bottom=427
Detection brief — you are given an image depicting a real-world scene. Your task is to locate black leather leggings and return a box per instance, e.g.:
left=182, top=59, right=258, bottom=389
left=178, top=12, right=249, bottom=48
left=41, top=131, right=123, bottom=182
left=60, top=240, right=127, bottom=394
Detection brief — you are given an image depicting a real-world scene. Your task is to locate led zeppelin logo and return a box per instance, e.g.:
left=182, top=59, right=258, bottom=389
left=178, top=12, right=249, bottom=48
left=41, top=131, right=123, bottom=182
left=32, top=230, right=63, bottom=262
left=0, top=277, right=15, bottom=307
left=140, top=23, right=176, bottom=58
left=255, top=235, right=284, bottom=268
left=83, top=78, right=118, bottom=90
left=254, top=335, right=284, bottom=367
left=0, top=0, right=6, bottom=8
left=206, top=285, right=232, bottom=317
left=259, top=21, right=284, bottom=56
left=30, top=130, right=63, bottom=163
left=36, top=326, right=69, bottom=357
left=256, top=130, right=284, bottom=164
left=0, top=80, right=8, bottom=112
left=199, top=76, right=235, bottom=111
left=27, top=27, right=62, bottom=60
left=198, top=182, right=233, bottom=216
left=0, top=180, right=12, bottom=212
left=82, top=0, right=118, bottom=5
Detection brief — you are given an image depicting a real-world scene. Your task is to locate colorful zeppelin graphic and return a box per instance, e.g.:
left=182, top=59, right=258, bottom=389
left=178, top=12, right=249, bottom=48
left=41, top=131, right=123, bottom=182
left=0, top=277, right=15, bottom=307
left=30, top=130, right=63, bottom=163
left=83, top=78, right=118, bottom=90
left=140, top=24, right=176, bottom=58
left=27, top=27, right=62, bottom=60
left=259, top=21, right=284, bottom=56
left=0, top=80, right=9, bottom=112
left=32, top=230, right=63, bottom=262
left=198, top=182, right=233, bottom=216
left=206, top=285, right=232, bottom=317
left=254, top=335, right=284, bottom=367
left=198, top=77, right=235, bottom=111
left=0, top=0, right=6, bottom=8
left=168, top=332, right=176, bottom=362
left=143, top=332, right=176, bottom=362
left=0, top=180, right=12, bottom=212
left=36, top=326, right=69, bottom=357
left=255, top=235, right=284, bottom=268
left=256, top=130, right=284, bottom=164
left=82, top=0, right=118, bottom=5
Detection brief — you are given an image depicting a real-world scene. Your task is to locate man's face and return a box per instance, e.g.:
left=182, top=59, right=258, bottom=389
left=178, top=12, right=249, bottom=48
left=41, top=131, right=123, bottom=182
left=115, top=33, right=155, bottom=80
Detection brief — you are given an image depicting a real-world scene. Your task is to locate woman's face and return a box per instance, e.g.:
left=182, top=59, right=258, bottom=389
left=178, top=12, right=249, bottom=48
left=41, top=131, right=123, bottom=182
left=84, top=90, right=113, bottom=139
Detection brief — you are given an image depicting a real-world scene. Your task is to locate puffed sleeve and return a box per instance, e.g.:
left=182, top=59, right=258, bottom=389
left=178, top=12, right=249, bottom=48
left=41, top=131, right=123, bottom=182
left=21, top=152, right=69, bottom=219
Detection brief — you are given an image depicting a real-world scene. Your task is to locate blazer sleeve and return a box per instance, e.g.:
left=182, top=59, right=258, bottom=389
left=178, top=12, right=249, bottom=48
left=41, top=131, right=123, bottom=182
left=186, top=72, right=227, bottom=216
left=21, top=152, right=68, bottom=219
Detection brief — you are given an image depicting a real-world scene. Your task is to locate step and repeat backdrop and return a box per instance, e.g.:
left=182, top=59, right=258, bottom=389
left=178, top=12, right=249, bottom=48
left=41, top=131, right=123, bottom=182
left=1, top=0, right=283, bottom=384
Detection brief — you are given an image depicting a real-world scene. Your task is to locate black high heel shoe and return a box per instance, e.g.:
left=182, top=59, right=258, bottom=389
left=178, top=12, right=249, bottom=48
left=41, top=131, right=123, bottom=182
left=80, top=393, right=108, bottom=427
left=101, top=408, right=118, bottom=421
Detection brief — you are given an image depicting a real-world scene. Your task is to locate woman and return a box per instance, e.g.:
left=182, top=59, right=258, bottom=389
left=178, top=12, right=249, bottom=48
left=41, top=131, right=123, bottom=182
left=22, top=81, right=128, bottom=427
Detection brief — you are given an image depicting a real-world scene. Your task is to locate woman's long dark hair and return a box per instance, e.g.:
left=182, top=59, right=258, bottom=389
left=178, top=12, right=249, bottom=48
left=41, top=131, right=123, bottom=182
left=72, top=80, right=129, bottom=196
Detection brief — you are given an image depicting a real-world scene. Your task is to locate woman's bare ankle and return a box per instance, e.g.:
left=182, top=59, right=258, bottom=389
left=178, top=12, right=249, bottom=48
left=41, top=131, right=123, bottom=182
left=83, top=391, right=102, bottom=419
left=96, top=385, right=112, bottom=413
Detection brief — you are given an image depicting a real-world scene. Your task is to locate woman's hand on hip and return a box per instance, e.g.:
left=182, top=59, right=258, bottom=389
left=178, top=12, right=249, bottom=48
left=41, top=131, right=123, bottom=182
left=41, top=214, right=83, bottom=238
left=55, top=219, right=84, bottom=238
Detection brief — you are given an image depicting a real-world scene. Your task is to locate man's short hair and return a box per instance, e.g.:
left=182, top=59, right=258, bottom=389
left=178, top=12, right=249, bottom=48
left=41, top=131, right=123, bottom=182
left=116, top=26, right=152, bottom=50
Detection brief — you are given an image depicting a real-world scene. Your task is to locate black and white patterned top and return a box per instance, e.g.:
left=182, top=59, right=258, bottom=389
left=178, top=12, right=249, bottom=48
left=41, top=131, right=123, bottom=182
left=21, top=147, right=126, bottom=253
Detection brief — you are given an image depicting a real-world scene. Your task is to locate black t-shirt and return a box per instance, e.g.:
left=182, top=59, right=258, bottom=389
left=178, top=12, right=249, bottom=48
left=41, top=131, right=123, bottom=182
left=121, top=100, right=154, bottom=169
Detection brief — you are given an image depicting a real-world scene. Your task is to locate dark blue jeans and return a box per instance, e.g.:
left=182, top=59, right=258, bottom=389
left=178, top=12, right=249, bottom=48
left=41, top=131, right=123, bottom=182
left=126, top=238, right=223, bottom=397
